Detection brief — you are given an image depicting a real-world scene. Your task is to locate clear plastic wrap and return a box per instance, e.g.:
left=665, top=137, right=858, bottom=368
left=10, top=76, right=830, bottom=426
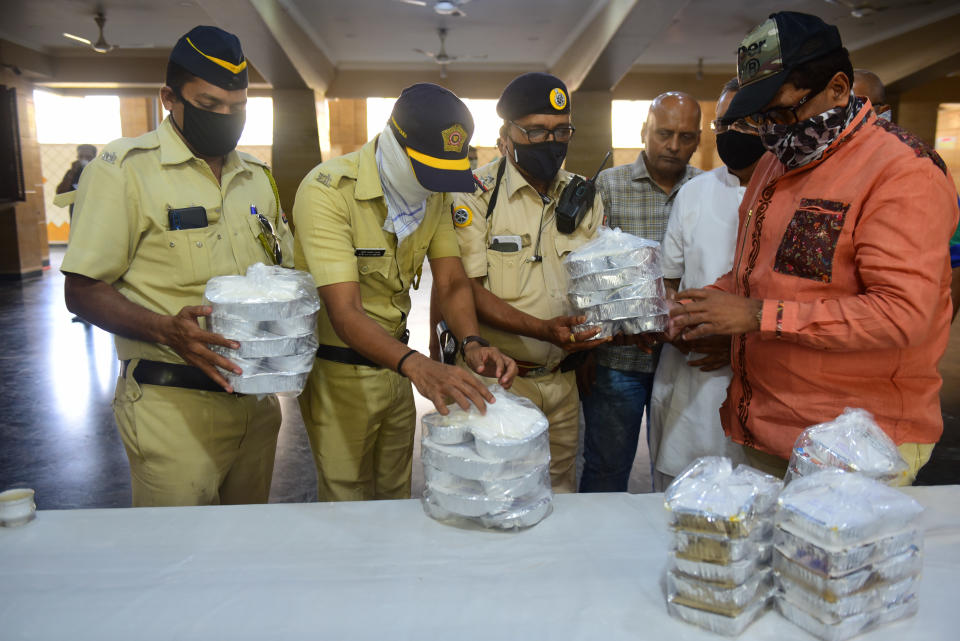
left=567, top=279, right=666, bottom=308
left=422, top=487, right=553, bottom=530
left=776, top=571, right=917, bottom=625
left=581, top=297, right=670, bottom=322
left=786, top=408, right=909, bottom=485
left=775, top=469, right=924, bottom=548
left=673, top=521, right=773, bottom=564
left=774, top=525, right=921, bottom=577
left=667, top=569, right=773, bottom=614
left=664, top=457, right=782, bottom=537
left=420, top=385, right=549, bottom=454
left=562, top=227, right=662, bottom=279
left=420, top=434, right=550, bottom=482
left=772, top=546, right=922, bottom=602
left=669, top=545, right=772, bottom=587
left=568, top=264, right=664, bottom=292
left=572, top=315, right=669, bottom=340
left=776, top=591, right=918, bottom=641
left=666, top=590, right=772, bottom=636
left=424, top=463, right=549, bottom=499
left=205, top=264, right=320, bottom=394
left=205, top=263, right=321, bottom=321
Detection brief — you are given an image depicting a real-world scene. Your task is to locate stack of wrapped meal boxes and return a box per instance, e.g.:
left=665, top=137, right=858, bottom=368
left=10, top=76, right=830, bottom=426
left=206, top=263, right=320, bottom=394
left=774, top=469, right=923, bottom=640
left=562, top=227, right=668, bottom=338
left=664, top=457, right=781, bottom=636
left=420, top=386, right=553, bottom=530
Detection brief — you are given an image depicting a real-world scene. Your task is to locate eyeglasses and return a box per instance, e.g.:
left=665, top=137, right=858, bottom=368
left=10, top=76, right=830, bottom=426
left=744, top=91, right=815, bottom=127
left=254, top=211, right=283, bottom=265
left=510, top=121, right=576, bottom=144
left=710, top=118, right=758, bottom=134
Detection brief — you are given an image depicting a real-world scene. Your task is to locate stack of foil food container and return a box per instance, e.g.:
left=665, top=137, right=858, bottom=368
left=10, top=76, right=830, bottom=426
left=774, top=469, right=923, bottom=641
left=421, top=385, right=552, bottom=530
left=786, top=408, right=910, bottom=486
left=205, top=263, right=320, bottom=394
left=563, top=226, right=668, bottom=338
left=664, top=457, right=782, bottom=636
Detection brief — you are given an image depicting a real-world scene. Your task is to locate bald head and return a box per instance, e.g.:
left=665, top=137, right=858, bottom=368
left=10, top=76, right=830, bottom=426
left=853, top=69, right=885, bottom=106
left=642, top=91, right=701, bottom=184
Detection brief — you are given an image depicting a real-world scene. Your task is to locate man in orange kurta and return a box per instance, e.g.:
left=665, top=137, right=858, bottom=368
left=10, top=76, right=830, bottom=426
left=670, top=12, right=959, bottom=481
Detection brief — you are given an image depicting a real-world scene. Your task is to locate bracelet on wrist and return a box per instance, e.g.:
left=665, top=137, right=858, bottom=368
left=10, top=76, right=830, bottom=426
left=396, top=349, right=418, bottom=377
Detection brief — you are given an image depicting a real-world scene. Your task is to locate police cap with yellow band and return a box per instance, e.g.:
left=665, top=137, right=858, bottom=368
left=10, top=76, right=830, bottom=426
left=169, top=25, right=248, bottom=91
left=389, top=83, right=475, bottom=193
left=496, top=72, right=570, bottom=121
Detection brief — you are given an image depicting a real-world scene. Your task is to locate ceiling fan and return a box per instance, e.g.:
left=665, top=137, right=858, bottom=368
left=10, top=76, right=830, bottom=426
left=63, top=11, right=117, bottom=53
left=414, top=27, right=487, bottom=79
left=395, top=0, right=472, bottom=18
left=823, top=0, right=888, bottom=19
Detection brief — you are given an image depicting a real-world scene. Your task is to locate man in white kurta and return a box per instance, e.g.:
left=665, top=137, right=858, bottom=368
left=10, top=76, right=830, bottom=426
left=649, top=80, right=766, bottom=490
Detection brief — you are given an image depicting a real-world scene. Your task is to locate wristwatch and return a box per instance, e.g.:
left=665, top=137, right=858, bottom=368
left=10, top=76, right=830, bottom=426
left=460, top=335, right=490, bottom=358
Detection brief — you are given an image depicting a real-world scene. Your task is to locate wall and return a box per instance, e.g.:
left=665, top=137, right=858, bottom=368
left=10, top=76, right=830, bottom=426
left=935, top=104, right=960, bottom=192
left=0, top=68, right=47, bottom=277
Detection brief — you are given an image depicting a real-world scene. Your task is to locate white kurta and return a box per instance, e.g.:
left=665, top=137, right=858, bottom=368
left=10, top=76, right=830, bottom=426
left=650, top=166, right=747, bottom=482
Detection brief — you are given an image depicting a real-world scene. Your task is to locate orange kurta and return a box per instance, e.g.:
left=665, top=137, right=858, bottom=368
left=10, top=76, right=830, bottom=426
left=713, top=101, right=959, bottom=458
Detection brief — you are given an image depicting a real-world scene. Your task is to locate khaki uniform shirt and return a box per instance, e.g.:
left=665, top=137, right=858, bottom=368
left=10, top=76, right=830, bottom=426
left=61, top=116, right=294, bottom=364
left=452, top=158, right=603, bottom=369
left=292, top=135, right=461, bottom=347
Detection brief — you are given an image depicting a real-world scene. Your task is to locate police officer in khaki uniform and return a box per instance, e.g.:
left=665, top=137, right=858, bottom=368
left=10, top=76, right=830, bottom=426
left=62, top=26, right=293, bottom=507
left=293, top=84, right=517, bottom=502
left=435, top=73, right=608, bottom=492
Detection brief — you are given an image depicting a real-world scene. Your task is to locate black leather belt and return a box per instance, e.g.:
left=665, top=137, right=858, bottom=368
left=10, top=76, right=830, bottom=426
left=122, top=359, right=227, bottom=393
left=316, top=329, right=409, bottom=368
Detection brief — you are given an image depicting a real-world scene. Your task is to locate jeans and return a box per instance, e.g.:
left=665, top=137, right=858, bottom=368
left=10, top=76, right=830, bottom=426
left=579, top=365, right=654, bottom=493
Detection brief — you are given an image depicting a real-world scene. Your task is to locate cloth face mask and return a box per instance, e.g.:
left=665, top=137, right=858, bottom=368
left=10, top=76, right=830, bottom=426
left=172, top=92, right=245, bottom=157
left=759, top=94, right=861, bottom=170
left=512, top=140, right=568, bottom=184
left=716, top=130, right=767, bottom=170
left=377, top=126, right=434, bottom=245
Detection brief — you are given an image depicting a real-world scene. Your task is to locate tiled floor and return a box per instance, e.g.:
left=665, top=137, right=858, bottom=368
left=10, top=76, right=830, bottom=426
left=1, top=248, right=956, bottom=509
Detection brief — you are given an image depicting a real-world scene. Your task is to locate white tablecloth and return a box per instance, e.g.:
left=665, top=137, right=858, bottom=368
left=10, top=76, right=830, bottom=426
left=1, top=488, right=957, bottom=640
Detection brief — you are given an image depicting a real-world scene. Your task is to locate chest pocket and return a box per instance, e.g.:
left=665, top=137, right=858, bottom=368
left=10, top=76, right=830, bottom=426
left=164, top=226, right=221, bottom=287
left=357, top=255, right=392, bottom=281
left=773, top=198, right=850, bottom=283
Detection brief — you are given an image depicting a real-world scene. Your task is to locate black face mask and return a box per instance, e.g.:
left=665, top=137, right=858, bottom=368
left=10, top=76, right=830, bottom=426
left=512, top=140, right=568, bottom=184
left=715, top=130, right=766, bottom=171
left=172, top=92, right=245, bottom=157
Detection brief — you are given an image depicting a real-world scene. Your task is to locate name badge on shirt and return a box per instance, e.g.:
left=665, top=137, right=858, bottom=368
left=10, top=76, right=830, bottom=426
left=355, top=248, right=386, bottom=257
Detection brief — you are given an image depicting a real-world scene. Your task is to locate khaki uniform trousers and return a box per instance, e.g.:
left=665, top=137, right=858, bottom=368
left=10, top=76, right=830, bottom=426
left=299, top=358, right=417, bottom=502
left=742, top=442, right=935, bottom=486
left=483, top=369, right=580, bottom=493
left=112, top=359, right=282, bottom=507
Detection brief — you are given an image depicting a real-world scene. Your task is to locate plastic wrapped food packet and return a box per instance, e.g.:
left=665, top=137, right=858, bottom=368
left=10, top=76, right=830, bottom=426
left=673, top=521, right=773, bottom=564
left=776, top=591, right=918, bottom=641
left=567, top=279, right=666, bottom=308
left=774, top=525, right=922, bottom=577
left=664, top=457, right=782, bottom=537
left=670, top=545, right=772, bottom=587
left=776, top=571, right=918, bottom=625
left=775, top=469, right=923, bottom=548
left=667, top=569, right=773, bottom=614
left=562, top=226, right=662, bottom=278
left=420, top=385, right=553, bottom=530
left=772, top=546, right=922, bottom=602
left=785, top=408, right=909, bottom=485
left=666, top=591, right=772, bottom=637
left=205, top=263, right=320, bottom=394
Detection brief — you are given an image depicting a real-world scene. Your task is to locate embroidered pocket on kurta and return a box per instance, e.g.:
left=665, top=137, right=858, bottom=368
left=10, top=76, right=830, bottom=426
left=773, top=198, right=850, bottom=282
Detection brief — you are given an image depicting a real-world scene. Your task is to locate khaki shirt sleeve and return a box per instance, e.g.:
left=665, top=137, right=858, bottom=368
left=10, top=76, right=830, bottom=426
left=292, top=179, right=360, bottom=286
left=451, top=192, right=489, bottom=278
left=60, top=154, right=138, bottom=284
left=426, top=193, right=461, bottom=260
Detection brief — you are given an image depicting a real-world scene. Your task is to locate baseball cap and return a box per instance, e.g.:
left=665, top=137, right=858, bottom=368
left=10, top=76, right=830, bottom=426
left=723, top=12, right=843, bottom=124
left=388, top=83, right=475, bottom=192
left=169, top=26, right=248, bottom=91
left=497, top=72, right=570, bottom=121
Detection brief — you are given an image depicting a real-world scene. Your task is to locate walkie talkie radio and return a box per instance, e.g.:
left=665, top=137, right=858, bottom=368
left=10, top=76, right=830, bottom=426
left=555, top=151, right=611, bottom=234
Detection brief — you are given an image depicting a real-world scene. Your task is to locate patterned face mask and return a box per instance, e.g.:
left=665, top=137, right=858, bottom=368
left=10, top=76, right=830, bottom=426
left=759, top=94, right=862, bottom=170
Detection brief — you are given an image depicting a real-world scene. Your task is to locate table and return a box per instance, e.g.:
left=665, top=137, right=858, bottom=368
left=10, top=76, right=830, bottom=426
left=1, top=488, right=957, bottom=640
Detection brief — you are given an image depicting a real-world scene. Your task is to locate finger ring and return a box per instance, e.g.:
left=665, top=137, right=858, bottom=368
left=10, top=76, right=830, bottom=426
left=569, top=334, right=576, bottom=343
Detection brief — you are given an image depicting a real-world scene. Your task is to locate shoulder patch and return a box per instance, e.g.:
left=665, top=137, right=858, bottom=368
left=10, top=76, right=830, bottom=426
left=100, top=151, right=117, bottom=164
left=452, top=204, right=474, bottom=228
left=316, top=171, right=333, bottom=187
left=873, top=118, right=948, bottom=176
